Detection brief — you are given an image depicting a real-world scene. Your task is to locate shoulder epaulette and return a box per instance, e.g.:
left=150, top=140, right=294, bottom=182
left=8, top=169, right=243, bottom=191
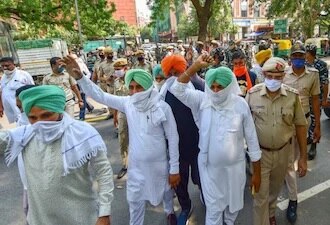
left=306, top=67, right=319, bottom=73
left=282, top=84, right=299, bottom=94
left=248, top=83, right=263, bottom=94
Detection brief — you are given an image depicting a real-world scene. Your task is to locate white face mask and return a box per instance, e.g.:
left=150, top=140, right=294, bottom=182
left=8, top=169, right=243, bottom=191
left=264, top=78, right=282, bottom=92
left=153, top=80, right=165, bottom=91
left=114, top=69, right=125, bottom=78
left=130, top=87, right=153, bottom=111
left=205, top=83, right=231, bottom=109
left=32, top=119, right=64, bottom=144
left=4, top=68, right=16, bottom=76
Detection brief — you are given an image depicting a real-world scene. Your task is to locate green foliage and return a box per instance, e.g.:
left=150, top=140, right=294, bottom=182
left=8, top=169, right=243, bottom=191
left=149, top=0, right=234, bottom=41
left=259, top=0, right=330, bottom=38
left=140, top=26, right=153, bottom=41
left=0, top=0, right=134, bottom=40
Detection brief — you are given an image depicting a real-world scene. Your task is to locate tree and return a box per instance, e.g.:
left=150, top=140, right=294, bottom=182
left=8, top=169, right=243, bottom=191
left=176, top=1, right=234, bottom=41
left=0, top=0, right=119, bottom=39
left=259, top=0, right=330, bottom=38
left=149, top=0, right=231, bottom=41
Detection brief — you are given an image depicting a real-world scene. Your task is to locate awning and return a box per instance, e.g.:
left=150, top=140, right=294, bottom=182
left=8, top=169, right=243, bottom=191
left=246, top=31, right=265, bottom=37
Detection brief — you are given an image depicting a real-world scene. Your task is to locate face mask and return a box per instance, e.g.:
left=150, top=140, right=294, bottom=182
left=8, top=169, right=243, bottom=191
left=264, top=78, right=282, bottom=92
left=4, top=68, right=15, bottom=75
left=137, top=56, right=144, bottom=61
left=107, top=56, right=113, bottom=60
left=32, top=119, right=64, bottom=144
left=57, top=66, right=65, bottom=74
left=114, top=69, right=125, bottom=78
left=205, top=82, right=231, bottom=108
left=233, top=65, right=247, bottom=76
left=99, top=54, right=105, bottom=59
left=130, top=87, right=153, bottom=112
left=153, top=80, right=165, bottom=91
left=218, top=55, right=225, bottom=62
left=291, top=58, right=305, bottom=69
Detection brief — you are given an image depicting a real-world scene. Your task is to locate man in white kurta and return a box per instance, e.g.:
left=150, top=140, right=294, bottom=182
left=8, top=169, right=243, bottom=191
left=0, top=57, right=34, bottom=123
left=0, top=85, right=114, bottom=225
left=61, top=56, right=180, bottom=225
left=170, top=58, right=262, bottom=225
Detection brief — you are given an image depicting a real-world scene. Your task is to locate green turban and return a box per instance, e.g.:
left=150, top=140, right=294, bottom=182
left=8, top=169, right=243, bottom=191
left=152, top=64, right=165, bottom=78
left=205, top=67, right=233, bottom=88
left=19, top=85, right=66, bottom=114
left=125, top=69, right=153, bottom=90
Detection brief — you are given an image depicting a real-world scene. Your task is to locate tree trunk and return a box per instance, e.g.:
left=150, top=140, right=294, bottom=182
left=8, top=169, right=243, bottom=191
left=197, top=15, right=209, bottom=41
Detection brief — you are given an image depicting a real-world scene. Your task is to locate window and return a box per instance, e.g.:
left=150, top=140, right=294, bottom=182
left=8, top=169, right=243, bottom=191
left=241, top=0, right=248, bottom=17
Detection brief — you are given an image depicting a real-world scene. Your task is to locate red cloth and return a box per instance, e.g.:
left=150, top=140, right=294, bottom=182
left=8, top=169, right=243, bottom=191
left=233, top=66, right=252, bottom=90
left=161, top=55, right=187, bottom=77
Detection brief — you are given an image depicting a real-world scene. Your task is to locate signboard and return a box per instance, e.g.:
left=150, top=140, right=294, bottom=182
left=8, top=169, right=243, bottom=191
left=274, top=19, right=288, bottom=34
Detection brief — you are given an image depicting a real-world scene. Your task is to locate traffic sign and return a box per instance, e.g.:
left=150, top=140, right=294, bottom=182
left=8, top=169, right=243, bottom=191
left=274, top=19, right=288, bottom=34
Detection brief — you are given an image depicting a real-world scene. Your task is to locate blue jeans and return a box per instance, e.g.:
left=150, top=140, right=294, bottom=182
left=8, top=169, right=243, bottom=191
left=79, top=92, right=94, bottom=120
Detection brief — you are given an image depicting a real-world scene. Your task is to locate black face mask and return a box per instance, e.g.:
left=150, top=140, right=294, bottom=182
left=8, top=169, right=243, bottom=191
left=137, top=56, right=144, bottom=61
left=99, top=54, right=105, bottom=59
left=107, top=56, right=113, bottom=60
left=218, top=55, right=225, bottom=62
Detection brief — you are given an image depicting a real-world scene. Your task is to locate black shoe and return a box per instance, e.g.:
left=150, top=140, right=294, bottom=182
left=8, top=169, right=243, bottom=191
left=286, top=200, right=297, bottom=223
left=306, top=138, right=313, bottom=145
left=308, top=143, right=317, bottom=160
left=117, top=168, right=127, bottom=179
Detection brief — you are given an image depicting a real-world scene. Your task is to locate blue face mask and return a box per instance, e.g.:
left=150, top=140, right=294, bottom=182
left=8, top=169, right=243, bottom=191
left=57, top=66, right=65, bottom=74
left=291, top=58, right=305, bottom=69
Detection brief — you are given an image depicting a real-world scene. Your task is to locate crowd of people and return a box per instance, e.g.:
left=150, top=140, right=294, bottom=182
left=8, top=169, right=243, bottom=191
left=0, top=37, right=329, bottom=225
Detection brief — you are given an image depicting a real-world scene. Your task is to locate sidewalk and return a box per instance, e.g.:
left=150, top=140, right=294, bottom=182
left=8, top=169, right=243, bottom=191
left=0, top=97, right=109, bottom=130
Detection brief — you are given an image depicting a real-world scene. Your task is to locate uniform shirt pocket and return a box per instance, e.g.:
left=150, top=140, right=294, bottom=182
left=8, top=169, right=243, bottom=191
left=281, top=109, right=294, bottom=126
left=252, top=107, right=267, bottom=122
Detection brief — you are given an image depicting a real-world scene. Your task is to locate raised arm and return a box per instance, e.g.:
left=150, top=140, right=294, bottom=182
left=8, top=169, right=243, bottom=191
left=61, top=56, right=126, bottom=113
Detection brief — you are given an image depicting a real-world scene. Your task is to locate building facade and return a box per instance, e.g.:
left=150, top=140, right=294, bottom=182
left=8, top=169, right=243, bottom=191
left=109, top=0, right=138, bottom=26
left=232, top=0, right=273, bottom=40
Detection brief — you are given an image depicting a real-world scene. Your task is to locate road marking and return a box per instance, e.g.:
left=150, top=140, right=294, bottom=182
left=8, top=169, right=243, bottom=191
left=277, top=179, right=330, bottom=210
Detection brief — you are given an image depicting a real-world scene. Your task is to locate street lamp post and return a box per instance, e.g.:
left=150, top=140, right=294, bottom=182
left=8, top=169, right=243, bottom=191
left=74, top=0, right=83, bottom=47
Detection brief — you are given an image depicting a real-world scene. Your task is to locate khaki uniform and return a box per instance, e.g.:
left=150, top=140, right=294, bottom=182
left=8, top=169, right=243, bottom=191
left=43, top=72, right=77, bottom=117
left=245, top=83, right=307, bottom=225
left=283, top=67, right=320, bottom=201
left=114, top=78, right=129, bottom=168
left=99, top=60, right=115, bottom=116
left=99, top=60, right=115, bottom=94
left=132, top=62, right=152, bottom=74
left=93, top=59, right=104, bottom=82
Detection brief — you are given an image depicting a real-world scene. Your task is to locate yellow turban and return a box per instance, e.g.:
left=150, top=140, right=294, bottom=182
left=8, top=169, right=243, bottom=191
left=255, top=49, right=272, bottom=65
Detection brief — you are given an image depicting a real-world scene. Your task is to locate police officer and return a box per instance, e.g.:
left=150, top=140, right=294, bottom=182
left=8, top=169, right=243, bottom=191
left=284, top=43, right=321, bottom=223
left=132, top=50, right=152, bottom=74
left=246, top=57, right=308, bottom=225
left=305, top=44, right=329, bottom=160
left=113, top=58, right=130, bottom=179
left=92, top=46, right=105, bottom=83
left=99, top=46, right=115, bottom=119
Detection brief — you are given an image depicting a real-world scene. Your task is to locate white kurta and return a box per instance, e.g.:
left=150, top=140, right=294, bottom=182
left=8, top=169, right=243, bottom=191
left=0, top=69, right=34, bottom=123
left=78, top=76, right=179, bottom=205
left=0, top=132, right=114, bottom=225
left=170, top=80, right=261, bottom=213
